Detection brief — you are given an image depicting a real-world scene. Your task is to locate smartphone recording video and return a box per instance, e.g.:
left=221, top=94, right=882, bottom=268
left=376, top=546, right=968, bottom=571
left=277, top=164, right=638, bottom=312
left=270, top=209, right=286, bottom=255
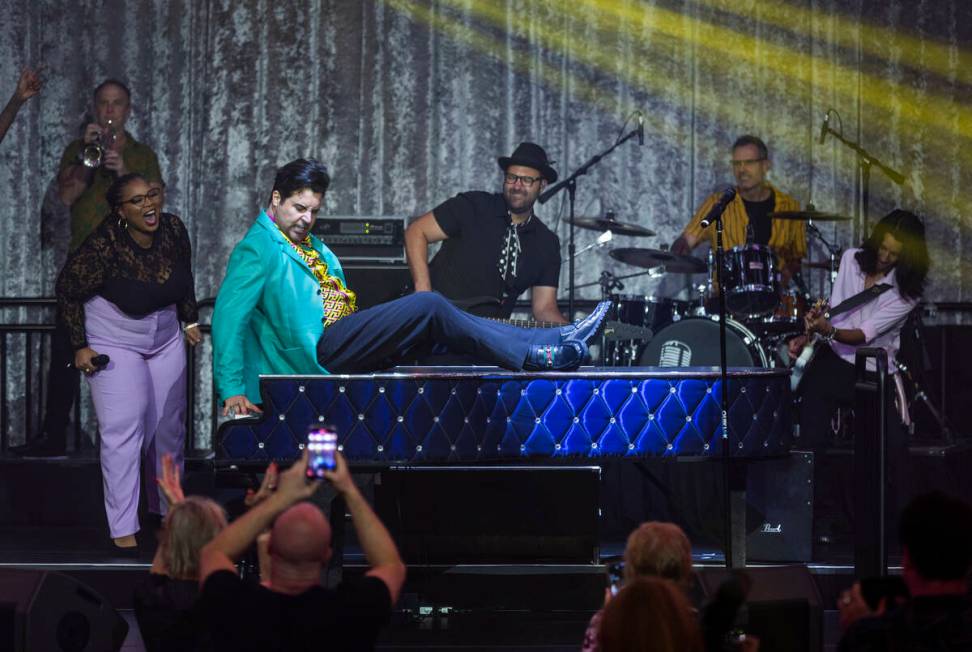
left=306, top=426, right=338, bottom=479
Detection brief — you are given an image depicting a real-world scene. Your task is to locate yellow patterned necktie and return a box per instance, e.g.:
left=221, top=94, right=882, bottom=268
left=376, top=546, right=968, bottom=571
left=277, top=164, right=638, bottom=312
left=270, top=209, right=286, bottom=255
left=278, top=227, right=357, bottom=326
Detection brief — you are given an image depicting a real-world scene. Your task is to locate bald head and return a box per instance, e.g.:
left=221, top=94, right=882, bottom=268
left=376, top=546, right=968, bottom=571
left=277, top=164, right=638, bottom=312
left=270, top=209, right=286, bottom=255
left=269, top=502, right=332, bottom=564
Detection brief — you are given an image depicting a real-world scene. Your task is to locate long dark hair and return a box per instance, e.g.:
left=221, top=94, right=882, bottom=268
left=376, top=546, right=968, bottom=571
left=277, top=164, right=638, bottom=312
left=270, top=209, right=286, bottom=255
left=855, top=209, right=929, bottom=301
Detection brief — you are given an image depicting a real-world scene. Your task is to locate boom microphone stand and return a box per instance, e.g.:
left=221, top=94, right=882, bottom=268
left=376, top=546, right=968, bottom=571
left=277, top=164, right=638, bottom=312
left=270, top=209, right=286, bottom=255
left=819, top=110, right=905, bottom=237
left=713, top=208, right=736, bottom=567
left=538, top=124, right=642, bottom=319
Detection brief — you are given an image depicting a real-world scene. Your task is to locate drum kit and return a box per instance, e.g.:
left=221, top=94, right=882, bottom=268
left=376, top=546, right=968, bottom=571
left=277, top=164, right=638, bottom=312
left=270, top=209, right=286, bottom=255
left=569, top=208, right=852, bottom=368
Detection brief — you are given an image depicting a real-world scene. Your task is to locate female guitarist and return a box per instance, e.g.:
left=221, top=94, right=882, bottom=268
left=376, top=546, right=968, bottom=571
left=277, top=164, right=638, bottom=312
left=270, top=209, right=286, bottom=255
left=786, top=209, right=929, bottom=543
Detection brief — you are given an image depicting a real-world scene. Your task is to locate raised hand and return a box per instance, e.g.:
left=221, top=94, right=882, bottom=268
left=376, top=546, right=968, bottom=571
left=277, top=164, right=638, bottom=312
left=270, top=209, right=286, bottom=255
left=157, top=453, right=186, bottom=506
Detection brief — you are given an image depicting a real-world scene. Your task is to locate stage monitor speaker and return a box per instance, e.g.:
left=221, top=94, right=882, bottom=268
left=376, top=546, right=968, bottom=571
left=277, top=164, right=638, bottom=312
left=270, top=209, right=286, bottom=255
left=0, top=568, right=128, bottom=652
left=340, top=263, right=410, bottom=310
left=698, top=565, right=822, bottom=652
left=374, top=465, right=600, bottom=564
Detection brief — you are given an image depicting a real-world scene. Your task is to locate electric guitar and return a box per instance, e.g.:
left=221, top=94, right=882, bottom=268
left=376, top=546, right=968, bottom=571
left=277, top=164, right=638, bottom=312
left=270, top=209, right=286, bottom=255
left=789, top=299, right=828, bottom=392
left=789, top=283, right=893, bottom=391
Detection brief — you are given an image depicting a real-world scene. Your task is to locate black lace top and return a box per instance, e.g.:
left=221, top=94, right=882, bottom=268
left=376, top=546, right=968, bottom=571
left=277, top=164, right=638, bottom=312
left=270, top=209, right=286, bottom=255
left=56, top=212, right=199, bottom=349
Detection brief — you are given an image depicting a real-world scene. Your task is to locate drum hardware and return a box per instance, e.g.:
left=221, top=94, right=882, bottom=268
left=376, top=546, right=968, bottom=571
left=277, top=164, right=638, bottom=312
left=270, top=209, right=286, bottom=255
left=602, top=321, right=654, bottom=341
left=567, top=211, right=656, bottom=237
left=569, top=229, right=614, bottom=259
left=609, top=247, right=707, bottom=274
left=805, top=221, right=842, bottom=288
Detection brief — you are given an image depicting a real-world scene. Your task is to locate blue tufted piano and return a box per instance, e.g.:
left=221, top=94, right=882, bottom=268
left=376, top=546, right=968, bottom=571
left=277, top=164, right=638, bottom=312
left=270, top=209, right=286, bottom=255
left=217, top=366, right=792, bottom=463
left=216, top=366, right=794, bottom=565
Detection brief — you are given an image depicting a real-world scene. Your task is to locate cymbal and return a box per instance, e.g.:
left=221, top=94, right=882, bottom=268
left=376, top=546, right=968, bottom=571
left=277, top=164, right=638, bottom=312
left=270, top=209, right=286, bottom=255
left=769, top=209, right=852, bottom=221
left=610, top=247, right=707, bottom=274
left=567, top=216, right=656, bottom=237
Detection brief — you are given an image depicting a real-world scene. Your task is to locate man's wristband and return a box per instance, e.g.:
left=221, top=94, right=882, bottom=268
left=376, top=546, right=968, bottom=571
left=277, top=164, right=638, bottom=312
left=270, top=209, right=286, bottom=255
left=183, top=322, right=199, bottom=333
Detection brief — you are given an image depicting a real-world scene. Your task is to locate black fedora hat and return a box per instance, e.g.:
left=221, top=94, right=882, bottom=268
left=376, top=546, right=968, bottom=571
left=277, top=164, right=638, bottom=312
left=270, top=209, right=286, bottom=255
left=497, top=142, right=558, bottom=184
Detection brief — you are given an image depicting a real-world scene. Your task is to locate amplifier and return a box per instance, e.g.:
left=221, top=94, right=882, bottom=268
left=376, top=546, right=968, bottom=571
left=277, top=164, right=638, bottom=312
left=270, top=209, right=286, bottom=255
left=313, top=217, right=406, bottom=261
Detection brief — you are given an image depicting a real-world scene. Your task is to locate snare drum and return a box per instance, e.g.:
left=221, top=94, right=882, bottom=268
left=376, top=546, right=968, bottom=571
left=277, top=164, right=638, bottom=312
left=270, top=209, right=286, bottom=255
left=709, top=244, right=780, bottom=318
left=639, top=316, right=767, bottom=367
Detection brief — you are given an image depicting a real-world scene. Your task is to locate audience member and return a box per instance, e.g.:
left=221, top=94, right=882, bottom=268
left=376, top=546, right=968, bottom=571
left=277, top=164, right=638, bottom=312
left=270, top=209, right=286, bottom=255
left=133, top=455, right=274, bottom=652
left=839, top=491, right=972, bottom=651
left=198, top=450, right=406, bottom=651
left=597, top=577, right=704, bottom=652
left=0, top=67, right=41, bottom=146
left=583, top=521, right=693, bottom=652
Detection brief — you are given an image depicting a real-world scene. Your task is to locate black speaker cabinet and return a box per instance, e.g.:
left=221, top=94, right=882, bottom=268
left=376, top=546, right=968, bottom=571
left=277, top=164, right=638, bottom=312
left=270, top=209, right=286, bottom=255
left=0, top=569, right=128, bottom=652
left=340, top=263, right=410, bottom=309
left=374, top=465, right=600, bottom=564
left=698, top=565, right=822, bottom=652
left=746, top=451, right=813, bottom=562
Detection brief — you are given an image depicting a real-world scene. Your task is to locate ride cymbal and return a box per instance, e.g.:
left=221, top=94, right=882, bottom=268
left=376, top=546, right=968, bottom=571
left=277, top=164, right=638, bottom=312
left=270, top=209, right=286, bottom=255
left=609, top=247, right=707, bottom=274
left=567, top=216, right=656, bottom=237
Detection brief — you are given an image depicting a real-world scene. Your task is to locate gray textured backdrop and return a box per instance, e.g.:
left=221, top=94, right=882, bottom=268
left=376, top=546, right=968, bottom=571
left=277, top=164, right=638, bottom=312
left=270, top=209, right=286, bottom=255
left=0, top=0, right=970, bottom=445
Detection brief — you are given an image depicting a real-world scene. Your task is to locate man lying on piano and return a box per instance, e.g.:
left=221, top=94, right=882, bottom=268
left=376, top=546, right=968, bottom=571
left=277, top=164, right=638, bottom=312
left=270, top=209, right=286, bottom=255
left=212, top=158, right=610, bottom=417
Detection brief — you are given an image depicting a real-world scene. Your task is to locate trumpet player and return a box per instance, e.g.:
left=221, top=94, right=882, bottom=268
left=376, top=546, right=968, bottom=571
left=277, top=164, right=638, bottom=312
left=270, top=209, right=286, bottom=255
left=56, top=79, right=161, bottom=252
left=13, top=80, right=162, bottom=459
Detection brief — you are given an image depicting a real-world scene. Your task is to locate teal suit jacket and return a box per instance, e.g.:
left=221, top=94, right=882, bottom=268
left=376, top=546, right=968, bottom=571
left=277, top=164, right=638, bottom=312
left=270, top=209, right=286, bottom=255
left=212, top=211, right=347, bottom=404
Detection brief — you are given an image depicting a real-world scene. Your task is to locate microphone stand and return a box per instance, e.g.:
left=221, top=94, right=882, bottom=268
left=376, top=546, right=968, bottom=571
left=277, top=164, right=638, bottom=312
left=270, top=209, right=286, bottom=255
left=820, top=123, right=905, bottom=237
left=539, top=127, right=641, bottom=319
left=713, top=209, right=735, bottom=568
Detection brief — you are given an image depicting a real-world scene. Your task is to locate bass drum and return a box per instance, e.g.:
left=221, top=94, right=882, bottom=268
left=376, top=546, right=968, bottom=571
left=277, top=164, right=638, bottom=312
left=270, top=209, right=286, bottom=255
left=638, top=317, right=767, bottom=367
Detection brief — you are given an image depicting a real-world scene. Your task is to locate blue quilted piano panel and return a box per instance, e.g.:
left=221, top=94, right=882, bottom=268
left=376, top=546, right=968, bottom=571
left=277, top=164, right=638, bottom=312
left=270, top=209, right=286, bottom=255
left=217, top=367, right=793, bottom=465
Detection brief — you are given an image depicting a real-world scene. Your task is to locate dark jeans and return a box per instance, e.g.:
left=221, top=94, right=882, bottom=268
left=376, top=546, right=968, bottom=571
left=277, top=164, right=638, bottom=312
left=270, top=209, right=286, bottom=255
left=317, top=292, right=560, bottom=373
left=797, top=344, right=907, bottom=533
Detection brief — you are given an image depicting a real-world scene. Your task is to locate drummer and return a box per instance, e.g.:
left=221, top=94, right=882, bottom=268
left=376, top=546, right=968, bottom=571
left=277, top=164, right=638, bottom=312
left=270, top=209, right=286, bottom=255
left=671, top=135, right=806, bottom=282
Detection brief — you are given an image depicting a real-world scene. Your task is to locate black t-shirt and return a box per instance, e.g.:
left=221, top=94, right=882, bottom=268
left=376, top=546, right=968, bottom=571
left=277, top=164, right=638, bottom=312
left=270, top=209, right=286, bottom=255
left=429, top=191, right=561, bottom=318
left=55, top=212, right=198, bottom=348
left=200, top=570, right=392, bottom=652
left=743, top=190, right=775, bottom=246
left=839, top=594, right=972, bottom=652
left=133, top=574, right=211, bottom=652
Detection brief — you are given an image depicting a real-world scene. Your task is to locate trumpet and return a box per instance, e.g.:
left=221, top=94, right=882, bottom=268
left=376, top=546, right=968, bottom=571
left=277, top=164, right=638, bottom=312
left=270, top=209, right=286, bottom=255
left=81, top=119, right=117, bottom=168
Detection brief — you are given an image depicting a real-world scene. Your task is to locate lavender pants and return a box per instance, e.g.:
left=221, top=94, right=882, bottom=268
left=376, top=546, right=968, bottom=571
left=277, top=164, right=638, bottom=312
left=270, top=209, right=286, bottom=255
left=84, top=296, right=187, bottom=538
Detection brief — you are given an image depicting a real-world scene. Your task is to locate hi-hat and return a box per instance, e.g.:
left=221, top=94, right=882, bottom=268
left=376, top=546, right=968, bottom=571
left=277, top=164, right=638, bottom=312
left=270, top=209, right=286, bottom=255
left=770, top=209, right=852, bottom=221
left=610, top=247, right=707, bottom=274
left=568, top=214, right=655, bottom=237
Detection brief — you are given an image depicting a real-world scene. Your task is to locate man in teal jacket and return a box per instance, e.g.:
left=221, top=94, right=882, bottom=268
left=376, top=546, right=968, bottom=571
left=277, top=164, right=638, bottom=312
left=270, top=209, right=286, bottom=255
left=213, top=159, right=610, bottom=416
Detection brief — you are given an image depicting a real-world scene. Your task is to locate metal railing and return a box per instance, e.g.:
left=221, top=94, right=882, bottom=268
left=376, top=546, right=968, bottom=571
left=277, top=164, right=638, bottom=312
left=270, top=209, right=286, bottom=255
left=0, top=297, right=217, bottom=454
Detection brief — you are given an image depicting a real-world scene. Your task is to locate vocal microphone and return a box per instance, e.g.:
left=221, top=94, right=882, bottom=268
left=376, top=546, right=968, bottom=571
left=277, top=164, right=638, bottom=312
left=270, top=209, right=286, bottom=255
left=68, top=354, right=110, bottom=370
left=637, top=112, right=644, bottom=146
left=699, top=186, right=736, bottom=229
left=818, top=111, right=830, bottom=145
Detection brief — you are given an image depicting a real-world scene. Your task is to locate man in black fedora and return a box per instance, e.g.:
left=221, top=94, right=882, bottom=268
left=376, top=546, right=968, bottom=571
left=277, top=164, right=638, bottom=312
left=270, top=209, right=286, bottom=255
left=406, top=142, right=567, bottom=324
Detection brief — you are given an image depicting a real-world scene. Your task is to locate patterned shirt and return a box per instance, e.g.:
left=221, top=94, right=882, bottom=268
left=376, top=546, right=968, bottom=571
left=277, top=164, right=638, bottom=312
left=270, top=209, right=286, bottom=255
left=276, top=224, right=357, bottom=326
left=683, top=183, right=806, bottom=264
left=58, top=132, right=162, bottom=251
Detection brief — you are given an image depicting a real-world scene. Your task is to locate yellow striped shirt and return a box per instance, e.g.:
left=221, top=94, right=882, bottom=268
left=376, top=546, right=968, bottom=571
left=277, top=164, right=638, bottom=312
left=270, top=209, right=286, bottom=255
left=683, top=183, right=806, bottom=264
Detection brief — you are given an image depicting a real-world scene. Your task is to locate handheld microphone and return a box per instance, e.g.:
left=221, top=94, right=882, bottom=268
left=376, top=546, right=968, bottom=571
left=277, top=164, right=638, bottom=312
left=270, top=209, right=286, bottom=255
left=699, top=186, right=736, bottom=229
left=637, top=112, right=644, bottom=146
left=69, top=354, right=110, bottom=370
left=818, top=111, right=830, bottom=145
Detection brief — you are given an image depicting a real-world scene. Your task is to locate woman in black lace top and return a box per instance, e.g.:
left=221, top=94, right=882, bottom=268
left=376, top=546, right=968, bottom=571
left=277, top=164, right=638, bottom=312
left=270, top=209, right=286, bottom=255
left=56, top=172, right=199, bottom=549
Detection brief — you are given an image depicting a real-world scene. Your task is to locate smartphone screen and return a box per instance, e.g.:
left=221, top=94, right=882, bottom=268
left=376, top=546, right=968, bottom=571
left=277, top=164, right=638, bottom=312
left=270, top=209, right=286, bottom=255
left=607, top=561, right=624, bottom=596
left=306, top=426, right=338, bottom=479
